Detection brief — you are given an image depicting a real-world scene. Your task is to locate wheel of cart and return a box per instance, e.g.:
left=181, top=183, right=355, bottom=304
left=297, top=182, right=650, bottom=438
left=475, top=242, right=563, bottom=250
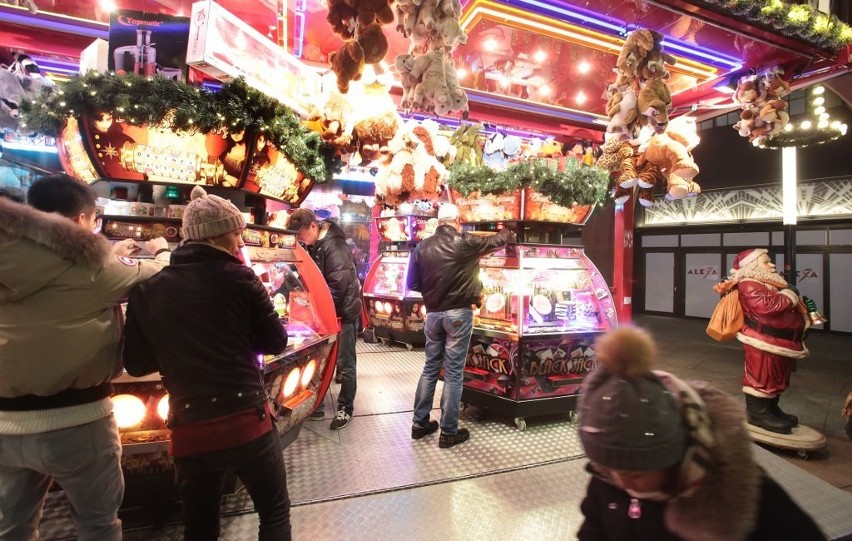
left=514, top=417, right=526, bottom=431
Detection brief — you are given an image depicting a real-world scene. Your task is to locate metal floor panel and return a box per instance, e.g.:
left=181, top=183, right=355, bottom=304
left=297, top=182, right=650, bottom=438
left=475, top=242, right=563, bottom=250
left=36, top=339, right=852, bottom=540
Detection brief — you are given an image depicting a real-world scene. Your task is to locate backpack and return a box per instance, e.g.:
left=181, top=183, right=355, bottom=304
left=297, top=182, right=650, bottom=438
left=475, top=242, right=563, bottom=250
left=706, top=288, right=743, bottom=342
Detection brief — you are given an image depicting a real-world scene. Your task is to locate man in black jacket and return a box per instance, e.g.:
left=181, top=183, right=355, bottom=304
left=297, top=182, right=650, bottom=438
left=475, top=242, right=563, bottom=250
left=123, top=186, right=291, bottom=540
left=407, top=203, right=514, bottom=448
left=288, top=208, right=363, bottom=430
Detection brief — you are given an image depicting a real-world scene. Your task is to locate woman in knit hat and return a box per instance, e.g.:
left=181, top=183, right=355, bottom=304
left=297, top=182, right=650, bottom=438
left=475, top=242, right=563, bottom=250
left=576, top=327, right=824, bottom=541
left=122, top=186, right=292, bottom=540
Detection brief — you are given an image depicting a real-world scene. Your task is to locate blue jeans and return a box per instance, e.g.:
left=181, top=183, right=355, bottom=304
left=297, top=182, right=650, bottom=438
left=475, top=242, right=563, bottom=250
left=174, top=427, right=291, bottom=541
left=0, top=415, right=123, bottom=541
left=336, top=321, right=357, bottom=414
left=412, top=308, right=474, bottom=434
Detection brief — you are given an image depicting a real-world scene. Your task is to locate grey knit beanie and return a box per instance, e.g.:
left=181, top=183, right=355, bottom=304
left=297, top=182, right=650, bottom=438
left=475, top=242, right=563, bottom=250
left=578, top=327, right=687, bottom=472
left=181, top=186, right=246, bottom=240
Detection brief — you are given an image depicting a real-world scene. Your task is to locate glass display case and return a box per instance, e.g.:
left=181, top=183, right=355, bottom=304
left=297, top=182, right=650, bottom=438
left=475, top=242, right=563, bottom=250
left=455, top=243, right=617, bottom=430
left=362, top=215, right=437, bottom=348
left=111, top=233, right=339, bottom=503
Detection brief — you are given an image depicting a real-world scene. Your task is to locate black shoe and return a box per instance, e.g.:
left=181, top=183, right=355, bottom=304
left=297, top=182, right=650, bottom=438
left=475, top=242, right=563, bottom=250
left=308, top=410, right=325, bottom=420
left=411, top=420, right=439, bottom=440
left=769, top=395, right=799, bottom=427
left=439, top=428, right=470, bottom=448
left=745, top=395, right=792, bottom=434
left=330, top=408, right=352, bottom=430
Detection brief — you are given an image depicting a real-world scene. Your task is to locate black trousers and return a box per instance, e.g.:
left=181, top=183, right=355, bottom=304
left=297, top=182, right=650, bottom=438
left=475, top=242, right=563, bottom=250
left=173, top=428, right=291, bottom=540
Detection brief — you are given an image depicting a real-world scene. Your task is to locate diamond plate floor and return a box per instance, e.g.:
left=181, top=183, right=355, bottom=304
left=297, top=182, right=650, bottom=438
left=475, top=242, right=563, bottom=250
left=37, top=337, right=852, bottom=540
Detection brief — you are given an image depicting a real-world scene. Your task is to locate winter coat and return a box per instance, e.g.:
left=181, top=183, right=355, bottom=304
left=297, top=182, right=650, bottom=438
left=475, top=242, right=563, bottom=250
left=577, top=382, right=826, bottom=541
left=737, top=278, right=809, bottom=359
left=309, top=221, right=362, bottom=323
left=407, top=225, right=511, bottom=313
left=0, top=197, right=169, bottom=403
left=122, top=243, right=287, bottom=425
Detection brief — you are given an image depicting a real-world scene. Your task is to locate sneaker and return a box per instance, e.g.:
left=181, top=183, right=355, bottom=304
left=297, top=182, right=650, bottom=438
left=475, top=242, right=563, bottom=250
left=411, top=420, right=439, bottom=440
left=330, top=409, right=352, bottom=430
left=438, top=428, right=470, bottom=448
left=308, top=410, right=325, bottom=420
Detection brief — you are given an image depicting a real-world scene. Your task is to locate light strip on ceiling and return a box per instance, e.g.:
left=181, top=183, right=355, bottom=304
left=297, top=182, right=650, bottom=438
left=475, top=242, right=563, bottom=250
left=0, top=5, right=108, bottom=39
left=506, top=0, right=741, bottom=69
left=461, top=0, right=720, bottom=80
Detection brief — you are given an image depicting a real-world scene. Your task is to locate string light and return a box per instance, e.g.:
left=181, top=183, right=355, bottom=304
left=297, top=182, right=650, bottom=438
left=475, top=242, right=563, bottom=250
left=760, top=85, right=848, bottom=149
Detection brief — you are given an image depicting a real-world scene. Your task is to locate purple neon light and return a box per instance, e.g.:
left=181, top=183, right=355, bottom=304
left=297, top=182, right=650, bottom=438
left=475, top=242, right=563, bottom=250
left=0, top=7, right=108, bottom=40
left=498, top=0, right=741, bottom=69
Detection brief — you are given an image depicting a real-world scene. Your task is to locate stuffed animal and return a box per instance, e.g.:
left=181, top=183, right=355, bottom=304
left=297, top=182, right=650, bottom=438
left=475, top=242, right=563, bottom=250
left=734, top=78, right=763, bottom=106
left=443, top=59, right=468, bottom=114
left=0, top=70, right=25, bottom=131
left=395, top=0, right=419, bottom=37
left=640, top=49, right=676, bottom=80
left=450, top=122, right=483, bottom=167
left=640, top=131, right=699, bottom=181
left=616, top=29, right=656, bottom=79
left=432, top=18, right=467, bottom=51
left=356, top=0, right=395, bottom=27
left=410, top=50, right=452, bottom=114
left=439, top=0, right=462, bottom=19
left=326, top=0, right=357, bottom=39
left=307, top=91, right=356, bottom=149
left=605, top=81, right=638, bottom=141
left=482, top=132, right=508, bottom=170
left=663, top=171, right=701, bottom=200
left=637, top=78, right=671, bottom=133
left=356, top=22, right=390, bottom=64
left=734, top=108, right=757, bottom=138
left=353, top=110, right=400, bottom=165
left=330, top=40, right=365, bottom=93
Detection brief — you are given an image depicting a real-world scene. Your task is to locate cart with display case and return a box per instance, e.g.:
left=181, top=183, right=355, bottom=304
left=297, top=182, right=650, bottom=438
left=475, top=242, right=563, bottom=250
left=111, top=231, right=339, bottom=506
left=362, top=214, right=439, bottom=349
left=455, top=240, right=617, bottom=431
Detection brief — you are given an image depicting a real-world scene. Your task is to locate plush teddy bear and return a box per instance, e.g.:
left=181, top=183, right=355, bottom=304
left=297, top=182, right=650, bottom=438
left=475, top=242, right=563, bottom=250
left=326, top=0, right=357, bottom=39
left=432, top=18, right=467, bottom=51
left=410, top=50, right=451, bottom=113
left=353, top=110, right=400, bottom=165
left=0, top=70, right=26, bottom=131
left=356, top=22, right=389, bottom=64
left=616, top=29, right=656, bottom=79
left=637, top=78, right=671, bottom=133
left=734, top=108, right=757, bottom=138
left=734, top=78, right=763, bottom=106
left=330, top=40, right=365, bottom=93
left=640, top=49, right=676, bottom=80
left=395, top=54, right=418, bottom=109
left=356, top=0, right=395, bottom=27
left=307, top=91, right=356, bottom=149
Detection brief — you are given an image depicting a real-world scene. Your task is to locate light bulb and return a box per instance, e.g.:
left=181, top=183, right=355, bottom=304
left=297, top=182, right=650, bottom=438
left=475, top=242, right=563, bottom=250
left=812, top=86, right=825, bottom=95
left=801, top=120, right=812, bottom=129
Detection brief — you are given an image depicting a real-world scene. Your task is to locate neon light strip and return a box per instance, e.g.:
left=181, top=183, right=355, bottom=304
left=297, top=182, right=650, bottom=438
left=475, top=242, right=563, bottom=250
left=0, top=141, right=59, bottom=154
left=505, top=0, right=741, bottom=69
left=0, top=5, right=108, bottom=39
left=461, top=2, right=719, bottom=80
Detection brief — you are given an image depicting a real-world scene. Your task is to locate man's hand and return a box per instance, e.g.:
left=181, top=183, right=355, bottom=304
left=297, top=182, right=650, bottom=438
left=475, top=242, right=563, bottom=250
left=145, top=237, right=169, bottom=255
left=111, top=238, right=141, bottom=256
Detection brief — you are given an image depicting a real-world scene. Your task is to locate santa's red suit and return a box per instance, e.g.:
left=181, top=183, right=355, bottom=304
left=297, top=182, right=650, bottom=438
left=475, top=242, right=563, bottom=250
left=737, top=277, right=809, bottom=396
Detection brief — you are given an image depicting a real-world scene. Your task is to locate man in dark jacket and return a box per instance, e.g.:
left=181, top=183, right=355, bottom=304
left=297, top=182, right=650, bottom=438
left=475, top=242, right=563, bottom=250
left=123, top=186, right=291, bottom=540
left=577, top=327, right=825, bottom=541
left=288, top=208, right=363, bottom=430
left=407, top=203, right=514, bottom=448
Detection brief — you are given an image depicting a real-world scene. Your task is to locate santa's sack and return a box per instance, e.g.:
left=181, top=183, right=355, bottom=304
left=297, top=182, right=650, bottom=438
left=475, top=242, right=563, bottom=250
left=706, top=289, right=743, bottom=341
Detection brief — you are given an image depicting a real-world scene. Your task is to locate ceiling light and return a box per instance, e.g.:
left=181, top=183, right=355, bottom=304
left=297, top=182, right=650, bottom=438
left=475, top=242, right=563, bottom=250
left=575, top=91, right=586, bottom=104
left=540, top=84, right=552, bottom=96
left=457, top=68, right=468, bottom=79
left=533, top=50, right=547, bottom=63
left=578, top=61, right=591, bottom=74
left=99, top=0, right=117, bottom=11
left=812, top=96, right=825, bottom=106
left=483, top=38, right=498, bottom=52
left=812, top=86, right=825, bottom=95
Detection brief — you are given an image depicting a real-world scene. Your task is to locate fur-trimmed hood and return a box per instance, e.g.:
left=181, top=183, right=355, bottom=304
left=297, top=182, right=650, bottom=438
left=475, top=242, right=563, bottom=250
left=0, top=197, right=110, bottom=303
left=665, top=381, right=762, bottom=541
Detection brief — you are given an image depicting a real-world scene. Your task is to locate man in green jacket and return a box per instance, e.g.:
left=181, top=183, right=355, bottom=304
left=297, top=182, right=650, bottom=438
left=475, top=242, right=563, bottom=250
left=0, top=174, right=170, bottom=540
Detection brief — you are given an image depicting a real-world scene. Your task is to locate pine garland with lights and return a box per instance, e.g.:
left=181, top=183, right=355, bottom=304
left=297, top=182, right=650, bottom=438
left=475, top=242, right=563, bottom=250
left=448, top=159, right=611, bottom=208
left=20, top=72, right=341, bottom=184
left=696, top=0, right=852, bottom=51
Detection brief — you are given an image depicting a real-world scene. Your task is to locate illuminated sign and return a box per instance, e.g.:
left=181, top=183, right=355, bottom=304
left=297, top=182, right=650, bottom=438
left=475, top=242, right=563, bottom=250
left=186, top=0, right=321, bottom=117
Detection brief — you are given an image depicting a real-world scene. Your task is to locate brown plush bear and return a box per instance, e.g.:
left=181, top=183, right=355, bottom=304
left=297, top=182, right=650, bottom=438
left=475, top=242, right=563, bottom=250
left=326, top=0, right=357, bottom=39
left=330, top=40, right=365, bottom=93
left=308, top=92, right=355, bottom=150
left=356, top=0, right=395, bottom=27
left=356, top=22, right=389, bottom=64
left=616, top=29, right=656, bottom=78
left=353, top=110, right=400, bottom=165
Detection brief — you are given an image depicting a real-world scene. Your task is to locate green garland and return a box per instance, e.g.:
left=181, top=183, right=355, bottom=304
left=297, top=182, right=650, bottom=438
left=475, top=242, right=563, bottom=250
left=696, top=0, right=852, bottom=51
left=447, top=159, right=611, bottom=208
left=20, top=72, right=341, bottom=184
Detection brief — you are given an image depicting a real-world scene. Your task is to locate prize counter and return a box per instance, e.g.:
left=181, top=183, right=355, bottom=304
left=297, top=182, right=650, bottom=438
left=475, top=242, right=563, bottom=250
left=109, top=230, right=339, bottom=507
left=362, top=214, right=438, bottom=349
left=452, top=241, right=617, bottom=431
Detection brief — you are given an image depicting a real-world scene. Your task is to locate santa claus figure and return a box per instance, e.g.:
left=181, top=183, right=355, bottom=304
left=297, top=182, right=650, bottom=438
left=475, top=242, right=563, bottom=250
left=730, top=248, right=810, bottom=434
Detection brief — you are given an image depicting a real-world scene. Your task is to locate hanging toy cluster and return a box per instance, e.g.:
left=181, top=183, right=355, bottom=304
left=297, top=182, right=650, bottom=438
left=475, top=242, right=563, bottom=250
left=732, top=67, right=791, bottom=146
left=393, top=0, right=469, bottom=116
left=597, top=29, right=701, bottom=207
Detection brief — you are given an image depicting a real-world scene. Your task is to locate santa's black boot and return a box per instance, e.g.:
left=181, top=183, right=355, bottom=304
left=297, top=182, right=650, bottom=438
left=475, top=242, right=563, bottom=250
left=745, top=395, right=793, bottom=434
left=770, top=395, right=799, bottom=427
